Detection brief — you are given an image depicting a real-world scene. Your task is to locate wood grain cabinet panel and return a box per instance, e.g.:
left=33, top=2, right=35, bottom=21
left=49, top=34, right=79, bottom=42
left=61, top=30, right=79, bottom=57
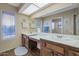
left=54, top=51, right=64, bottom=56
left=40, top=40, right=79, bottom=56
left=25, top=38, right=29, bottom=48
left=68, top=50, right=79, bottom=56
left=46, top=42, right=65, bottom=55
left=22, top=34, right=25, bottom=46
left=40, top=40, right=65, bottom=56
left=40, top=47, right=54, bottom=56
left=22, top=34, right=29, bottom=48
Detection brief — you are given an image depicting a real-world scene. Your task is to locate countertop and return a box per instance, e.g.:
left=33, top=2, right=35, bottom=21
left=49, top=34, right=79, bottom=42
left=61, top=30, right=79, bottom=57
left=22, top=32, right=79, bottom=48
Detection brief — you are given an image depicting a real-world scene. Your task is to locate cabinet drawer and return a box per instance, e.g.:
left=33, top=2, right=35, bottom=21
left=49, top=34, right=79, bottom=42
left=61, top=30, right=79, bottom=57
left=46, top=43, right=64, bottom=54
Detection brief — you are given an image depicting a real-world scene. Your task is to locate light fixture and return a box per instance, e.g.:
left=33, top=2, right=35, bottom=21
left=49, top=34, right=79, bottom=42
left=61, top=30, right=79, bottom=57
left=34, top=3, right=48, bottom=8
left=22, top=3, right=48, bottom=15
left=22, top=4, right=39, bottom=15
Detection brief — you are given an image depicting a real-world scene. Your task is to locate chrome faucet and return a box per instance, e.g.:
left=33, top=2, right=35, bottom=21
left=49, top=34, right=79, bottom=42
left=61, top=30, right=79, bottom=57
left=56, top=35, right=63, bottom=38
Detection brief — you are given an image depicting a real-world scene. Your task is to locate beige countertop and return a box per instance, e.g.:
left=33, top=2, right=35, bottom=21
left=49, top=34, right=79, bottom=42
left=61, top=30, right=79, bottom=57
left=22, top=32, right=79, bottom=48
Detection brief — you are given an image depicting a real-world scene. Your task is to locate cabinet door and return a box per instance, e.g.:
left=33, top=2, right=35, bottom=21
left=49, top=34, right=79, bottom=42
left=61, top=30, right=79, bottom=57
left=25, top=36, right=28, bottom=48
left=22, top=34, right=28, bottom=48
left=40, top=47, right=54, bottom=56
left=22, top=34, right=25, bottom=46
left=46, top=42, right=65, bottom=55
left=29, top=39, right=37, bottom=50
left=68, top=50, right=79, bottom=56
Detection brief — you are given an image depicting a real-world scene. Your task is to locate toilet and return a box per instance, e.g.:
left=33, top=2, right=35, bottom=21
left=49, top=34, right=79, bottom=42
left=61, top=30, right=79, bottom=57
left=14, top=46, right=28, bottom=56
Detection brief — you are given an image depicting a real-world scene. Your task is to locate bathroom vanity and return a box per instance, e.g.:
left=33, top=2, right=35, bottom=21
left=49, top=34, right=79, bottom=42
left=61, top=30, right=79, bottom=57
left=22, top=33, right=79, bottom=56
left=40, top=39, right=79, bottom=56
left=22, top=33, right=40, bottom=55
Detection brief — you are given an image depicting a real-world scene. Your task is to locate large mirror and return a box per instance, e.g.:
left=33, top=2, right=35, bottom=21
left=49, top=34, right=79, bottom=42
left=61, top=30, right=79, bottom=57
left=40, top=8, right=79, bottom=35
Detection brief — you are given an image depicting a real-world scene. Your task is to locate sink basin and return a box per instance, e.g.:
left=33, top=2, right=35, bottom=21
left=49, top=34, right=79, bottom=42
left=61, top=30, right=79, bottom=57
left=29, top=34, right=38, bottom=36
left=60, top=38, right=79, bottom=43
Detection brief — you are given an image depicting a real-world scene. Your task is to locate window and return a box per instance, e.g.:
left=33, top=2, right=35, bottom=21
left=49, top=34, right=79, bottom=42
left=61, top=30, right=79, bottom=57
left=1, top=12, right=16, bottom=39
left=51, top=20, right=55, bottom=30
left=58, top=19, right=62, bottom=29
left=51, top=18, right=62, bottom=33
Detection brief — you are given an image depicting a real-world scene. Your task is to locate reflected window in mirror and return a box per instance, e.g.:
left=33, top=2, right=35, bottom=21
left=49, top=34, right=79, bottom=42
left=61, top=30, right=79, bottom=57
left=58, top=18, right=62, bottom=33
left=58, top=18, right=62, bottom=29
left=51, top=17, right=62, bottom=33
left=51, top=20, right=55, bottom=32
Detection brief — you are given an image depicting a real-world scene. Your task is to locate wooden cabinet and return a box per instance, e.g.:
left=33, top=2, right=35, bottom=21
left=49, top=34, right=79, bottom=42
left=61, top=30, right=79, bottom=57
left=54, top=51, right=64, bottom=56
left=40, top=40, right=65, bottom=56
left=40, top=47, right=54, bottom=56
left=46, top=42, right=64, bottom=55
left=21, top=34, right=40, bottom=55
left=29, top=38, right=40, bottom=56
left=29, top=39, right=37, bottom=50
left=21, top=34, right=79, bottom=56
left=68, top=50, right=79, bottom=56
left=22, top=34, right=29, bottom=48
left=40, top=39, right=79, bottom=56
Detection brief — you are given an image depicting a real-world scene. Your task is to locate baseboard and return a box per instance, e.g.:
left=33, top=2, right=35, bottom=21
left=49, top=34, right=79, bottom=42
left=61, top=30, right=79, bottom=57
left=0, top=47, right=15, bottom=53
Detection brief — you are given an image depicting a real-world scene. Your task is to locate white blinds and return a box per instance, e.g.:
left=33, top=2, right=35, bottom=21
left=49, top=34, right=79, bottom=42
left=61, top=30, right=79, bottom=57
left=2, top=12, right=15, bottom=26
left=1, top=12, right=16, bottom=39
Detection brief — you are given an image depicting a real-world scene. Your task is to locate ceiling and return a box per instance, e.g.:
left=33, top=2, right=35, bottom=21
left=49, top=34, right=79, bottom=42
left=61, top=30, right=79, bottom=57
left=8, top=3, right=21, bottom=7
left=8, top=3, right=52, bottom=16
left=8, top=3, right=79, bottom=18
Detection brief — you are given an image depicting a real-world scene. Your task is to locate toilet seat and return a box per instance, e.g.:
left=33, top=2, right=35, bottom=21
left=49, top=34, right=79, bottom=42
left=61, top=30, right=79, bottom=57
left=14, top=46, right=28, bottom=56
